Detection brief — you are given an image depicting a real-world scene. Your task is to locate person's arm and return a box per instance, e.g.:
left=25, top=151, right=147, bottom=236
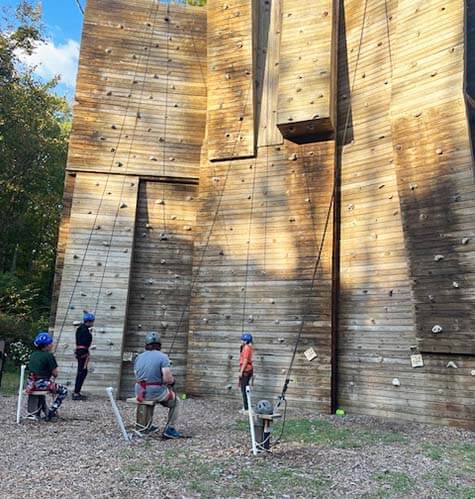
left=51, top=367, right=59, bottom=378
left=162, top=367, right=174, bottom=386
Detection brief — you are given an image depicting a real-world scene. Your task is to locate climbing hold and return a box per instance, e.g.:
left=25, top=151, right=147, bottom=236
left=149, top=156, right=158, bottom=161
left=248, top=315, right=254, bottom=323
left=123, top=249, right=128, bottom=253
left=156, top=199, right=165, bottom=205
left=105, top=48, right=112, bottom=54
left=145, top=223, right=153, bottom=230
left=138, top=324, right=142, bottom=329
left=95, top=225, right=101, bottom=230
left=80, top=292, right=87, bottom=297
left=148, top=279, right=154, bottom=285
left=452, top=281, right=460, bottom=288
left=347, top=204, right=354, bottom=211
left=160, top=259, right=166, bottom=265
left=275, top=319, right=280, bottom=324
left=202, top=318, right=208, bottom=323
left=434, top=254, right=444, bottom=262
left=392, top=378, right=400, bottom=386
left=471, top=370, right=475, bottom=376
left=73, top=254, right=79, bottom=259
left=110, top=305, right=116, bottom=310
left=120, top=202, right=127, bottom=208
left=73, top=321, right=81, bottom=327
left=161, top=322, right=168, bottom=330
left=174, top=274, right=180, bottom=279
left=446, top=361, right=458, bottom=369
left=107, top=340, right=114, bottom=346
left=462, top=238, right=470, bottom=245
left=410, top=183, right=418, bottom=191
left=106, top=290, right=112, bottom=296
left=184, top=225, right=192, bottom=231
left=428, top=295, right=436, bottom=303
left=160, top=233, right=169, bottom=241
left=278, top=338, right=284, bottom=343
left=435, top=148, right=443, bottom=155
left=102, top=241, right=110, bottom=247
left=288, top=153, right=298, bottom=161
left=432, top=324, right=443, bottom=334
left=111, top=124, right=117, bottom=130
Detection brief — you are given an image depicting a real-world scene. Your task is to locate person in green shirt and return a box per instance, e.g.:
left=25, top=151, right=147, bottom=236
left=26, top=332, right=68, bottom=421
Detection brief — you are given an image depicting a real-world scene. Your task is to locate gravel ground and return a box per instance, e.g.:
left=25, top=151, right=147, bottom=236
left=0, top=394, right=473, bottom=498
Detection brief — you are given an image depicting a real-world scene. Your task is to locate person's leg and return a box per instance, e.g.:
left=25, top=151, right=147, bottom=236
left=48, top=382, right=68, bottom=414
left=74, top=353, right=88, bottom=395
left=161, top=390, right=180, bottom=428
left=240, top=372, right=252, bottom=410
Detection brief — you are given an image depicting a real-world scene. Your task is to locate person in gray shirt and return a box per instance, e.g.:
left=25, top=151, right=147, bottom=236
left=134, top=331, right=181, bottom=439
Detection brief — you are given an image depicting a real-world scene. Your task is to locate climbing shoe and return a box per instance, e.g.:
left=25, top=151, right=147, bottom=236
left=162, top=426, right=182, bottom=439
left=72, top=393, right=87, bottom=401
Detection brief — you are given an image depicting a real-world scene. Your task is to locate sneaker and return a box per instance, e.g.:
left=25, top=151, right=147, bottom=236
left=162, top=426, right=182, bottom=439
left=72, top=393, right=87, bottom=401
left=46, top=411, right=59, bottom=422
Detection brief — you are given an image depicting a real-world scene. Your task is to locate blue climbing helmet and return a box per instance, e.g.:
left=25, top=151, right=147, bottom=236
left=240, top=332, right=253, bottom=344
left=83, top=312, right=95, bottom=322
left=33, top=331, right=53, bottom=348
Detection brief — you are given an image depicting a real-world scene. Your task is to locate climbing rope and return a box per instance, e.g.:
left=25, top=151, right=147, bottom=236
left=276, top=0, right=370, bottom=411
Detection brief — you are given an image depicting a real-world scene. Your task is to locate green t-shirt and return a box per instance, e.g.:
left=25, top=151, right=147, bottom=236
left=28, top=350, right=58, bottom=378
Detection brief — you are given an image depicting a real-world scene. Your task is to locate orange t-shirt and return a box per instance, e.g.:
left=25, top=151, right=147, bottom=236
left=239, top=344, right=253, bottom=373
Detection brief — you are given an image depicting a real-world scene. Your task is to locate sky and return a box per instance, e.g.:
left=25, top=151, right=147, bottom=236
left=0, top=0, right=85, bottom=99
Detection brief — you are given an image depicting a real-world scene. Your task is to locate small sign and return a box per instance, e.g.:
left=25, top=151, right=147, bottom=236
left=122, top=351, right=134, bottom=362
left=410, top=354, right=424, bottom=368
left=304, top=347, right=318, bottom=362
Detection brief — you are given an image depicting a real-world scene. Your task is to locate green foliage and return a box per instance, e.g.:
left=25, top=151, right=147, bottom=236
left=372, top=471, right=414, bottom=497
left=0, top=1, right=70, bottom=346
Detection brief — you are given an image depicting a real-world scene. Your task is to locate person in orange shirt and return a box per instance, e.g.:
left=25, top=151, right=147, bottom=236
left=238, top=332, right=254, bottom=413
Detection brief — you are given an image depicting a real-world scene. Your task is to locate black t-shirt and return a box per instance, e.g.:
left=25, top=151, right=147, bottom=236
left=75, top=323, right=92, bottom=349
left=28, top=350, right=58, bottom=378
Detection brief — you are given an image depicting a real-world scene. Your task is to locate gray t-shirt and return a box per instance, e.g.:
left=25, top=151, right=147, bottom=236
left=134, top=350, right=171, bottom=400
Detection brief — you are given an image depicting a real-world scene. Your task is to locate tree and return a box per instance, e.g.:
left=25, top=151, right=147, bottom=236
left=0, top=1, right=71, bottom=342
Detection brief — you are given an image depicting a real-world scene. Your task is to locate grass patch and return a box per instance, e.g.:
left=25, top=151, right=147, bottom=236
left=423, top=469, right=475, bottom=499
left=422, top=442, right=475, bottom=474
left=373, top=470, right=414, bottom=497
left=235, top=418, right=407, bottom=449
left=0, top=366, right=20, bottom=396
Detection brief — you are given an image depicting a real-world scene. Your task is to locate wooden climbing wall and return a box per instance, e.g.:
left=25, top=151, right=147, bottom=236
left=337, top=0, right=474, bottom=429
left=119, top=180, right=197, bottom=398
left=187, top=144, right=334, bottom=408
left=390, top=0, right=475, bottom=355
left=207, top=0, right=256, bottom=160
left=256, top=0, right=283, bottom=147
left=53, top=173, right=139, bottom=393
left=68, top=0, right=207, bottom=180
left=277, top=0, right=338, bottom=139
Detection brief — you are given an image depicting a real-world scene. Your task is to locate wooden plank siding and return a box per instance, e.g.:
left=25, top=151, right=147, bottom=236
left=49, top=173, right=76, bottom=328
left=336, top=0, right=475, bottom=428
left=187, top=142, right=335, bottom=410
left=67, top=0, right=207, bottom=180
left=119, top=180, right=197, bottom=398
left=53, top=173, right=139, bottom=393
left=390, top=0, right=475, bottom=355
left=207, top=0, right=256, bottom=160
left=277, top=0, right=338, bottom=139
left=256, top=0, right=284, bottom=147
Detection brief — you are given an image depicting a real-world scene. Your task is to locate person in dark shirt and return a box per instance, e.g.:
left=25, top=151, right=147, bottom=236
left=72, top=312, right=94, bottom=401
left=26, top=332, right=68, bottom=421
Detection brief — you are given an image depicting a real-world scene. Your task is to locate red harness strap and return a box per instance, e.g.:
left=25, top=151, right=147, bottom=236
left=136, top=381, right=163, bottom=402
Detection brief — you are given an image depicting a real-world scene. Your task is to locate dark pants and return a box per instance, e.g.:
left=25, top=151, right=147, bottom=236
left=74, top=349, right=89, bottom=394
left=240, top=371, right=253, bottom=410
